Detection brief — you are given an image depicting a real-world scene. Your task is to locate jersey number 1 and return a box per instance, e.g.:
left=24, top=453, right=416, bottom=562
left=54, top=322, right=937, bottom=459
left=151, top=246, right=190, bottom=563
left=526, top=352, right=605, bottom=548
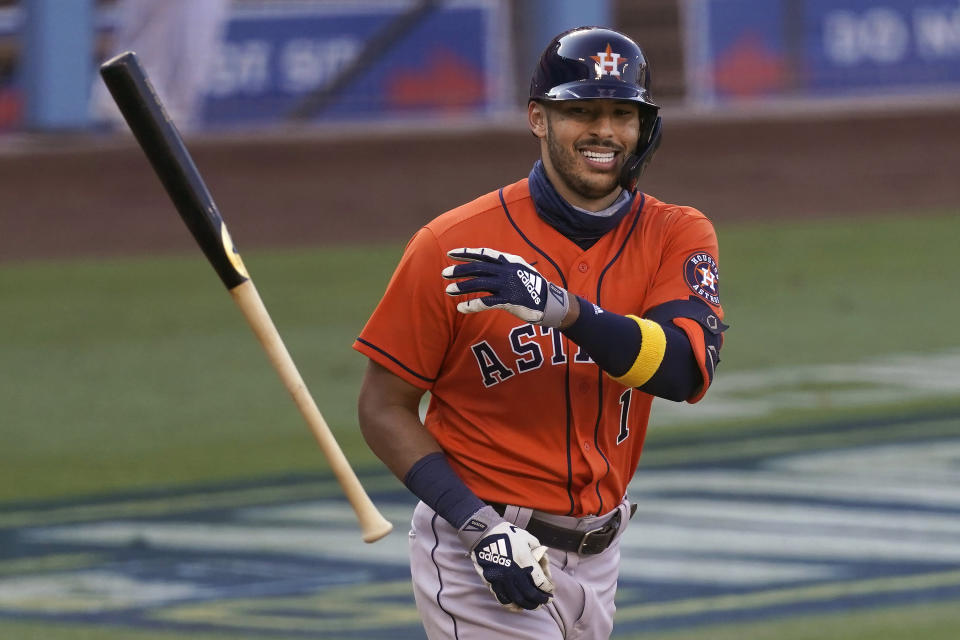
left=617, top=388, right=632, bottom=444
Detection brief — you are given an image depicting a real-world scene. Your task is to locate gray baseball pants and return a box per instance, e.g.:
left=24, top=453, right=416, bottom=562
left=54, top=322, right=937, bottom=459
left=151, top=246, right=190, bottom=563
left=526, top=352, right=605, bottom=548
left=409, top=498, right=632, bottom=639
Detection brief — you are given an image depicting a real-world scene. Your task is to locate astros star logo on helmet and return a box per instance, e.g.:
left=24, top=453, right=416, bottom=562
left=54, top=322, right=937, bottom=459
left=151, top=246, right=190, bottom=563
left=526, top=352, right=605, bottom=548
left=591, top=43, right=626, bottom=78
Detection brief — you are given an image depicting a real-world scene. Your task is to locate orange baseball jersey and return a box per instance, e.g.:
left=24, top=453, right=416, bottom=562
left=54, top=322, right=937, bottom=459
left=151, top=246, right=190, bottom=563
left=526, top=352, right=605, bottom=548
left=354, top=178, right=723, bottom=517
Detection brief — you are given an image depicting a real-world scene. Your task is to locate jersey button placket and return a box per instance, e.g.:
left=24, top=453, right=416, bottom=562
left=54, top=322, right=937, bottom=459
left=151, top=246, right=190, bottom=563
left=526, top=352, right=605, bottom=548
left=578, top=262, right=589, bottom=273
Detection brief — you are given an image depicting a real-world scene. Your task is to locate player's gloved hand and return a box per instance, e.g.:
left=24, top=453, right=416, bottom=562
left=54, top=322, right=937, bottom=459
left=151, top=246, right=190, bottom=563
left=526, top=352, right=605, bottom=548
left=442, top=248, right=571, bottom=328
left=457, top=505, right=554, bottom=611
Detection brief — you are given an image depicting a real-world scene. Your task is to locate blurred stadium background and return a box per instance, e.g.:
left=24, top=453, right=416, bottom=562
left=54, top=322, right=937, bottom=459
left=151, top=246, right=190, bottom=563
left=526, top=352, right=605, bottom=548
left=1, top=1, right=959, bottom=638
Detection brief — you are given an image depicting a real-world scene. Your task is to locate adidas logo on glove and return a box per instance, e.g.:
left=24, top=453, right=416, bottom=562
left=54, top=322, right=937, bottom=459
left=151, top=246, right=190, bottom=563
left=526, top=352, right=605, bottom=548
left=477, top=537, right=513, bottom=567
left=516, top=269, right=542, bottom=305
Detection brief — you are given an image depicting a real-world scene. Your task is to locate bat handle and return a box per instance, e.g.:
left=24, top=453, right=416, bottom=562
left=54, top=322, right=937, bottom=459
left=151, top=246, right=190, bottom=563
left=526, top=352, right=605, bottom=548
left=229, top=280, right=394, bottom=543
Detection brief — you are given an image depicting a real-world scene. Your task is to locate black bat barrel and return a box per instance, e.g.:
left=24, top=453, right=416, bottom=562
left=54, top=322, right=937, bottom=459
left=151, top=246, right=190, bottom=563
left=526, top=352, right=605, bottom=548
left=99, top=51, right=249, bottom=290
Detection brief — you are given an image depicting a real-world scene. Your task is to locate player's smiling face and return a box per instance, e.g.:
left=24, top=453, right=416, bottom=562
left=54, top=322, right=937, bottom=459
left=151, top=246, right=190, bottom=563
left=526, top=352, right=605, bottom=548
left=529, top=99, right=641, bottom=211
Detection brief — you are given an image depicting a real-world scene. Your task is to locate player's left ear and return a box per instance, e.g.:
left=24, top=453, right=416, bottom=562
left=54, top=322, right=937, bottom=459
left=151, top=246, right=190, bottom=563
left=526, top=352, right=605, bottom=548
left=528, top=101, right=548, bottom=139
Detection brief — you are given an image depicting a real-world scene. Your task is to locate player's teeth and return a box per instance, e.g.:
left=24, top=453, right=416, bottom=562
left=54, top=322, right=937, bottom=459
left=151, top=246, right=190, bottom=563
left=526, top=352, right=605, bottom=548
left=581, top=151, right=615, bottom=160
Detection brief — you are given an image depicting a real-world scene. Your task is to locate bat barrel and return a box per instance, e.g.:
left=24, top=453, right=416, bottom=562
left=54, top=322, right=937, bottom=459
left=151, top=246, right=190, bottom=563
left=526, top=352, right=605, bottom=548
left=99, top=52, right=248, bottom=290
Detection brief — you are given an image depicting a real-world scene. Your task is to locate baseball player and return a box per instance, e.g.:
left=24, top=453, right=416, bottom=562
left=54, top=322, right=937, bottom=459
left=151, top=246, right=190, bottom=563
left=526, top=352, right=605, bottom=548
left=354, top=26, right=726, bottom=639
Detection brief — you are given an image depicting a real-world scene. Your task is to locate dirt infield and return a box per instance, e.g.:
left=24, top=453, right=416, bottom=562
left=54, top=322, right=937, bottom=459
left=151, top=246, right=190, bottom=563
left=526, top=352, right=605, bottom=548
left=1, top=104, right=958, bottom=262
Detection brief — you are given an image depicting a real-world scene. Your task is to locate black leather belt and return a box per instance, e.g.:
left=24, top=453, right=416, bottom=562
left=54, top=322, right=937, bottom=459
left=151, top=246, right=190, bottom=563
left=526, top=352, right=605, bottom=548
left=488, top=502, right=630, bottom=555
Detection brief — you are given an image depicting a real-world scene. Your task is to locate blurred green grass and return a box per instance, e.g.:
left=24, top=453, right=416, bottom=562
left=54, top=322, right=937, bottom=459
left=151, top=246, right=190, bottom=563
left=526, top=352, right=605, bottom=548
left=717, top=210, right=958, bottom=368
left=0, top=245, right=403, bottom=501
left=1, top=211, right=958, bottom=502
left=634, top=600, right=960, bottom=640
left=1, top=598, right=955, bottom=640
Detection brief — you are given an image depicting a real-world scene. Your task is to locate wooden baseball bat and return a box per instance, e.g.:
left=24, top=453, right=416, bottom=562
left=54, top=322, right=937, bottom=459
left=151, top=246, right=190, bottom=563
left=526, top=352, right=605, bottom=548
left=99, top=51, right=393, bottom=544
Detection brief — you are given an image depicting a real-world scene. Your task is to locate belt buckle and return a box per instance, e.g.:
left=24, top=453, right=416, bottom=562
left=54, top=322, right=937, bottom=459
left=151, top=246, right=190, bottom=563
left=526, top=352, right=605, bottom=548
left=576, top=527, right=601, bottom=554
left=576, top=511, right=621, bottom=555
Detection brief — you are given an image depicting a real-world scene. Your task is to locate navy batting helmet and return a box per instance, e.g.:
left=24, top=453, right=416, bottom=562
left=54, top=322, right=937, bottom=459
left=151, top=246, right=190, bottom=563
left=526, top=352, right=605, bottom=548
left=530, top=26, right=662, bottom=192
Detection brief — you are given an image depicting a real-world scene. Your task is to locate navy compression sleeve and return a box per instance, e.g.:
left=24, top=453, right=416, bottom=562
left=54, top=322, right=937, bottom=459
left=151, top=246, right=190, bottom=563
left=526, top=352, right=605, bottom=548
left=403, top=452, right=486, bottom=528
left=562, top=295, right=701, bottom=401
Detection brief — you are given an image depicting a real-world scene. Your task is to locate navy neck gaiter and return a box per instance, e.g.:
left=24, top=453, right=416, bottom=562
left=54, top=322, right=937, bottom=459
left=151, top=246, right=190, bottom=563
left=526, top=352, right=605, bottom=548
left=527, top=160, right=634, bottom=250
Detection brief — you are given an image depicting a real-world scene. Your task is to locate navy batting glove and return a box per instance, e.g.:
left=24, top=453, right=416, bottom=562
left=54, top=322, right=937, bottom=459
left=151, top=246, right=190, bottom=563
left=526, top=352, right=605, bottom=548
left=457, top=506, right=555, bottom=611
left=441, top=247, right=570, bottom=328
left=473, top=528, right=553, bottom=610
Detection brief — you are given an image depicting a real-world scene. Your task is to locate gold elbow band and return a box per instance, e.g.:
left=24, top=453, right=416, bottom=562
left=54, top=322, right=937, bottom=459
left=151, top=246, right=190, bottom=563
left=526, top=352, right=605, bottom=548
left=610, top=316, right=667, bottom=387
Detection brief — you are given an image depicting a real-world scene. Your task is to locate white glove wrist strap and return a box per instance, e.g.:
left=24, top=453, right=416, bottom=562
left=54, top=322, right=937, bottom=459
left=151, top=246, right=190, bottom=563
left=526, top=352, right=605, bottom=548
left=539, top=283, right=570, bottom=328
left=456, top=505, right=505, bottom=550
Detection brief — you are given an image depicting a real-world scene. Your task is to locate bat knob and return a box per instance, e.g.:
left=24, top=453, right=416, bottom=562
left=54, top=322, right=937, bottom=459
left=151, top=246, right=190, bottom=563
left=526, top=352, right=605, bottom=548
left=361, top=515, right=394, bottom=543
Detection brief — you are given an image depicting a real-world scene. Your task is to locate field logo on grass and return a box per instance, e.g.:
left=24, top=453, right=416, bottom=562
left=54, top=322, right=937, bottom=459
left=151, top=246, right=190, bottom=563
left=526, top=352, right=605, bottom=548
left=1, top=413, right=959, bottom=637
left=653, top=350, right=960, bottom=425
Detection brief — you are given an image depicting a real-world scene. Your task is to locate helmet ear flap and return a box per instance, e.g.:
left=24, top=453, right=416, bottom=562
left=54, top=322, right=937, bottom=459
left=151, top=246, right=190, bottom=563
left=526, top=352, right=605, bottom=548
left=619, top=116, right=662, bottom=192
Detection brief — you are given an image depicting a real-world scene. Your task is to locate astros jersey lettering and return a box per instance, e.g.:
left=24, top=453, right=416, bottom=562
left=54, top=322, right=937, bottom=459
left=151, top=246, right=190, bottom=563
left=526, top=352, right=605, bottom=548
left=354, top=178, right=722, bottom=517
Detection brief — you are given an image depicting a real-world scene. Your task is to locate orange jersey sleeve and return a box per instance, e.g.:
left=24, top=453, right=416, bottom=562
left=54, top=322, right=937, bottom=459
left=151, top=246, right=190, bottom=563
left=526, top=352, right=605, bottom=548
left=354, top=227, right=454, bottom=390
left=638, top=199, right=724, bottom=402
